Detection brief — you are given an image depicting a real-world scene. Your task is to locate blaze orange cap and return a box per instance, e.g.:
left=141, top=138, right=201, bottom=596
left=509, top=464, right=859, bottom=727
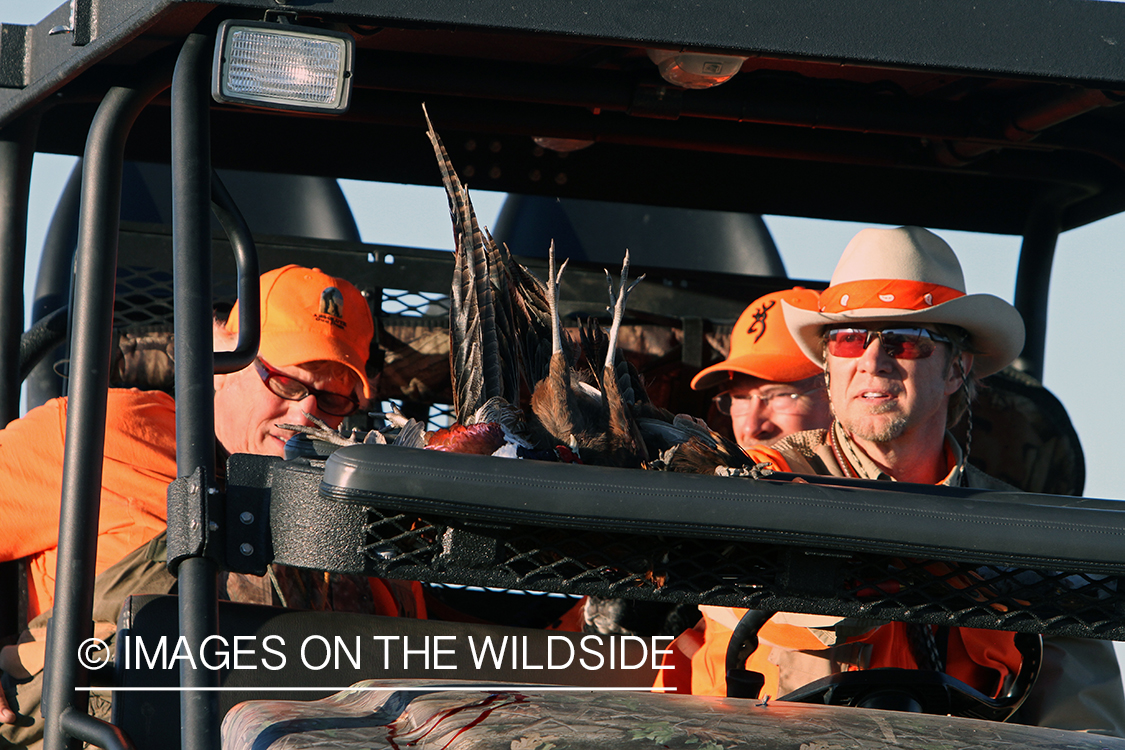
left=691, top=287, right=822, bottom=390
left=227, top=265, right=375, bottom=398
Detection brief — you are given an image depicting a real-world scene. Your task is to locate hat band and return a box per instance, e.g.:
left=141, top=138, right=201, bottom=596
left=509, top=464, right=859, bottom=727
left=819, top=280, right=964, bottom=314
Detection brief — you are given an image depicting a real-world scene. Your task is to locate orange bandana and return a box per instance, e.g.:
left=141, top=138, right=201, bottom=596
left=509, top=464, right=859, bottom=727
left=819, top=280, right=963, bottom=314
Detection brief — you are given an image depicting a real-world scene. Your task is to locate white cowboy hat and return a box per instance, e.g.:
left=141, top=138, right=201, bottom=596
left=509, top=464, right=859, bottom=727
left=782, top=226, right=1025, bottom=377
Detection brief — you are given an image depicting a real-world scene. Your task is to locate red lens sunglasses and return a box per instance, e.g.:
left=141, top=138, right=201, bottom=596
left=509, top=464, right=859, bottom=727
left=826, top=327, right=951, bottom=360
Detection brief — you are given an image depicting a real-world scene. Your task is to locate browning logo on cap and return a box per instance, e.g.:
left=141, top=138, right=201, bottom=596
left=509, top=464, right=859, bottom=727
left=747, top=300, right=774, bottom=343
left=319, top=287, right=344, bottom=318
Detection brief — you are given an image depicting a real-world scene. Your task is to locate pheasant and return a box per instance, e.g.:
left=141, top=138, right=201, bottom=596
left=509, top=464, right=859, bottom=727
left=281, top=106, right=753, bottom=475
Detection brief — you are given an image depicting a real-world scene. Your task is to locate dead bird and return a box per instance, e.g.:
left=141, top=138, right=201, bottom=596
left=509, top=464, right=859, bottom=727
left=282, top=107, right=754, bottom=475
left=528, top=247, right=648, bottom=467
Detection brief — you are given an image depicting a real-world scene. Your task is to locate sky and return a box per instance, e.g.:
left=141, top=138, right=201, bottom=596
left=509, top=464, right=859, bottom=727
left=6, top=0, right=1125, bottom=505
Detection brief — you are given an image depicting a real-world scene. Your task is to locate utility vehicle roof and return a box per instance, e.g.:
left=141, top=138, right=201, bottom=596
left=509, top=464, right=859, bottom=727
left=3, top=0, right=1125, bottom=235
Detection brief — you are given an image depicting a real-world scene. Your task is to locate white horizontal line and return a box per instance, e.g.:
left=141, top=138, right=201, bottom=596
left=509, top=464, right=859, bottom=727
left=78, top=686, right=675, bottom=693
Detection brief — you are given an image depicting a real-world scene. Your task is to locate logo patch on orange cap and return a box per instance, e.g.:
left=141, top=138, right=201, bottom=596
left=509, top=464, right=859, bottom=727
left=316, top=286, right=347, bottom=329
left=747, top=300, right=775, bottom=343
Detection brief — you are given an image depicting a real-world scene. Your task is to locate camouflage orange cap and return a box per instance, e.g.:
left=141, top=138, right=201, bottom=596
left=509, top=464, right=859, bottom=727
left=227, top=265, right=375, bottom=398
left=690, top=287, right=822, bottom=390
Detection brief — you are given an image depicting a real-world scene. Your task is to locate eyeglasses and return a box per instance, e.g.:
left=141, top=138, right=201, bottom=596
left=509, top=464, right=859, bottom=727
left=253, top=358, right=359, bottom=417
left=713, top=386, right=822, bottom=416
left=826, top=327, right=951, bottom=360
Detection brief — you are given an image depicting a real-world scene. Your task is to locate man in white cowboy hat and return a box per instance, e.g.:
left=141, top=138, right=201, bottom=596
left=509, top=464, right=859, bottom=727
left=658, top=227, right=1125, bottom=736
left=775, top=225, right=1022, bottom=486
left=690, top=287, right=831, bottom=449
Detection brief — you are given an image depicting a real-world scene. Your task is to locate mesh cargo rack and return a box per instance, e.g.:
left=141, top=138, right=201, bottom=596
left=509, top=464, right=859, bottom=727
left=222, top=445, right=1125, bottom=641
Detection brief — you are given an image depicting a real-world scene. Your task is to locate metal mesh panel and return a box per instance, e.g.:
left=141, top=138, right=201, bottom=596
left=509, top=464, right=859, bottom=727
left=842, top=557, right=1123, bottom=634
left=113, top=266, right=239, bottom=329
left=381, top=289, right=450, bottom=316
left=356, top=508, right=1125, bottom=639
left=114, top=266, right=175, bottom=328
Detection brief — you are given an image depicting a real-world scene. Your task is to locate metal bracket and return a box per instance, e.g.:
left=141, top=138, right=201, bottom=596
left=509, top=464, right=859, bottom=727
left=48, top=0, right=95, bottom=46
left=166, top=466, right=223, bottom=570
left=437, top=525, right=501, bottom=570
left=777, top=549, right=840, bottom=597
left=224, top=454, right=277, bottom=575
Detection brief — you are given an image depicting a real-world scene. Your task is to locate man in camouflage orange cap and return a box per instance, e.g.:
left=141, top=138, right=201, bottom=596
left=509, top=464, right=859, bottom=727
left=0, top=266, right=423, bottom=738
left=692, top=287, right=831, bottom=449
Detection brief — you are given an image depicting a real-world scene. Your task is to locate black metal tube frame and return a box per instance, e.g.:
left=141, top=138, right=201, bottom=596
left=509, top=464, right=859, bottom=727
left=1013, top=204, right=1063, bottom=381
left=59, top=707, right=134, bottom=750
left=210, top=169, right=260, bottom=375
left=41, top=72, right=172, bottom=750
left=0, top=116, right=37, bottom=641
left=0, top=117, right=36, bottom=425
left=171, top=32, right=221, bottom=750
left=171, top=32, right=262, bottom=750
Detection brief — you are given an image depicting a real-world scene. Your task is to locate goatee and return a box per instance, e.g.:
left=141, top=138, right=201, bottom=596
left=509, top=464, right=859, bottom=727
left=841, top=408, right=908, bottom=443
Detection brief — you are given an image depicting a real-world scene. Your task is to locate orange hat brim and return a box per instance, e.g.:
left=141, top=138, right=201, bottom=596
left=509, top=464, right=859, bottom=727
left=691, top=352, right=821, bottom=390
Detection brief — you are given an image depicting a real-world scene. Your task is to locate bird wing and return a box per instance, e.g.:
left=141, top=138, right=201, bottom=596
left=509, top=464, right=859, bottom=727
left=500, top=241, right=556, bottom=389
left=638, top=415, right=753, bottom=473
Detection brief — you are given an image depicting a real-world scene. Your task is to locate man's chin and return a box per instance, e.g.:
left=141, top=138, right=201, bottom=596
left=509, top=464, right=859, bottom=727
left=840, top=415, right=908, bottom=443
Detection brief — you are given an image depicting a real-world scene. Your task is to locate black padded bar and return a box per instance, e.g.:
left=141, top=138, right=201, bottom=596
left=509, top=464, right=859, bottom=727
left=228, top=453, right=1124, bottom=639
left=321, top=445, right=1125, bottom=573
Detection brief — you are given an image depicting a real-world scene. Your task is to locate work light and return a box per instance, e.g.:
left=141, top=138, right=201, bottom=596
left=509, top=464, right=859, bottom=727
left=212, top=19, right=354, bottom=113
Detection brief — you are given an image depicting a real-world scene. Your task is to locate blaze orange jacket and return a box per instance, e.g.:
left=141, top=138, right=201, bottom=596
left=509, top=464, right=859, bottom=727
left=655, top=607, right=1021, bottom=699
left=656, top=441, right=1022, bottom=699
left=0, top=390, right=177, bottom=618
left=0, top=389, right=427, bottom=621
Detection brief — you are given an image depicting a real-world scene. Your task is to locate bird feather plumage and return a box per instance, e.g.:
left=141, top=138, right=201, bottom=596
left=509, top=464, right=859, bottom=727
left=423, top=105, right=519, bottom=423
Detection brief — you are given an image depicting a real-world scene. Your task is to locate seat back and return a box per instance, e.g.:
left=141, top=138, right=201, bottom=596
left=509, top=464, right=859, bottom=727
left=951, top=366, right=1085, bottom=496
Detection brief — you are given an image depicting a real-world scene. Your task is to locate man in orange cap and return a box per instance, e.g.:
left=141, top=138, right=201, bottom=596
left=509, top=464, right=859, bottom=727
left=660, top=227, right=1125, bottom=736
left=692, top=287, right=831, bottom=449
left=214, top=265, right=374, bottom=457
left=0, top=265, right=374, bottom=622
left=0, top=266, right=423, bottom=734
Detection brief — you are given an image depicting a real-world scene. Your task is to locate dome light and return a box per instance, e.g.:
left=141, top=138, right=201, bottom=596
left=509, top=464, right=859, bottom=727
left=646, top=48, right=747, bottom=89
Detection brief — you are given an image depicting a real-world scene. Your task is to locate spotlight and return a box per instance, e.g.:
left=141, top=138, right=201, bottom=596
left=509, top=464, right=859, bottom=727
left=212, top=19, right=354, bottom=113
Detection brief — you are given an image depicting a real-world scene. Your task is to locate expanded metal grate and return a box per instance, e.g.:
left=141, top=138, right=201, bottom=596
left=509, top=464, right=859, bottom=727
left=382, top=289, right=450, bottom=317
left=114, top=266, right=240, bottom=328
left=356, top=508, right=1125, bottom=640
left=114, top=267, right=175, bottom=328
